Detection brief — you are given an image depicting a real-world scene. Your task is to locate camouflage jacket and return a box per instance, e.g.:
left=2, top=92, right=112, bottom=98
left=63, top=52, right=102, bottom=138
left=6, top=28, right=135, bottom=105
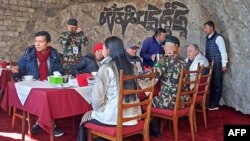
left=152, top=56, right=188, bottom=109
left=58, top=31, right=88, bottom=73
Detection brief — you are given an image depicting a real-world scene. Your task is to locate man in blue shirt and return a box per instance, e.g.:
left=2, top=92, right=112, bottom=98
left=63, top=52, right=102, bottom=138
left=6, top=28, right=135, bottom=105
left=140, top=28, right=167, bottom=69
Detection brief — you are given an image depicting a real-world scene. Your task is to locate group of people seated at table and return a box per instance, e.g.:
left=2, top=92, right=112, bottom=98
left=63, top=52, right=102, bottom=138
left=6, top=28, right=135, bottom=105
left=10, top=18, right=209, bottom=139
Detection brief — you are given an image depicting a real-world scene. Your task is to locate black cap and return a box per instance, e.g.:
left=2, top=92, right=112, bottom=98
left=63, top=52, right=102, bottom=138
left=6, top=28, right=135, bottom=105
left=165, top=35, right=180, bottom=47
left=67, top=18, right=78, bottom=26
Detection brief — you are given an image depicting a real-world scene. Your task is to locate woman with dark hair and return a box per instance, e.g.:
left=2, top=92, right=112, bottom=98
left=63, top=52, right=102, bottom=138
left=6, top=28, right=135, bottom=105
left=77, top=36, right=141, bottom=141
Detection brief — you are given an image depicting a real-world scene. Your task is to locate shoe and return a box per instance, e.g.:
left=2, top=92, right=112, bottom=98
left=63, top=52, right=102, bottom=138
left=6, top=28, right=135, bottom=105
left=208, top=105, right=219, bottom=111
left=149, top=120, right=161, bottom=138
left=32, top=123, right=41, bottom=135
left=54, top=127, right=64, bottom=137
left=150, top=128, right=161, bottom=138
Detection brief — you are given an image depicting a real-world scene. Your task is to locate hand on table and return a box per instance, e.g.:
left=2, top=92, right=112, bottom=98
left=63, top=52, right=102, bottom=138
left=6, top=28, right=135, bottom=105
left=11, top=65, right=19, bottom=73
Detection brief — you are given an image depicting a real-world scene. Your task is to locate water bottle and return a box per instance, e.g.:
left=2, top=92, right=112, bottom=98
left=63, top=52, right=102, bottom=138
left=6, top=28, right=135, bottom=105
left=156, top=54, right=160, bottom=62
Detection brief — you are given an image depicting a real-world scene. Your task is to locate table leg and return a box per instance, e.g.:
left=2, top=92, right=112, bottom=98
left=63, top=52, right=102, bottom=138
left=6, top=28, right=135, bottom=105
left=50, top=119, right=55, bottom=141
left=8, top=106, right=12, bottom=116
left=21, top=111, right=26, bottom=141
left=73, top=116, right=76, bottom=137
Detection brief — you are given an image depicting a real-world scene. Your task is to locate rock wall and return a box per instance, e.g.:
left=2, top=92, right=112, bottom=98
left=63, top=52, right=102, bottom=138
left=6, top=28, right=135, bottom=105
left=199, top=0, right=250, bottom=114
left=0, top=0, right=249, bottom=114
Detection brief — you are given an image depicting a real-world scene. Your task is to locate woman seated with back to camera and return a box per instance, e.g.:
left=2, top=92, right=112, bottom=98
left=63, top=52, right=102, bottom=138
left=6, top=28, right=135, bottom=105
left=77, top=36, right=141, bottom=141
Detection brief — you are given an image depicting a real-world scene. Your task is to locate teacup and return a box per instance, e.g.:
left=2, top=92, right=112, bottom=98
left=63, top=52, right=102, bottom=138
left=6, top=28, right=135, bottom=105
left=91, top=72, right=97, bottom=77
left=22, top=75, right=33, bottom=81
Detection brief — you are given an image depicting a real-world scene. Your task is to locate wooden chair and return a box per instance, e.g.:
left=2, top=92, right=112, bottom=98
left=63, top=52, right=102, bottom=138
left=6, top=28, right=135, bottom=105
left=12, top=107, right=32, bottom=140
left=194, top=61, right=214, bottom=131
left=149, top=68, right=201, bottom=141
left=85, top=70, right=156, bottom=141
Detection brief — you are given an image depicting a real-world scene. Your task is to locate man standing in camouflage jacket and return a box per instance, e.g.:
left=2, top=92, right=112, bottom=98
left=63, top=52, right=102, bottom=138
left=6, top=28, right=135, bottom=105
left=152, top=35, right=187, bottom=109
left=58, top=18, right=88, bottom=74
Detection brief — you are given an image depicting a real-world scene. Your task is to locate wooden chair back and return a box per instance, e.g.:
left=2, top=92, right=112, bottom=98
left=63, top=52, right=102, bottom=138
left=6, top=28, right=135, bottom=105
left=116, top=69, right=156, bottom=140
left=197, top=61, right=214, bottom=99
left=86, top=70, right=156, bottom=141
left=194, top=61, right=214, bottom=130
left=149, top=67, right=202, bottom=141
left=174, top=68, right=201, bottom=117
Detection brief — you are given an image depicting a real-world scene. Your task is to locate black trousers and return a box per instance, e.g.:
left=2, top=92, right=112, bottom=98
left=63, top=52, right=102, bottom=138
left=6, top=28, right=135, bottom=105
left=209, top=63, right=223, bottom=107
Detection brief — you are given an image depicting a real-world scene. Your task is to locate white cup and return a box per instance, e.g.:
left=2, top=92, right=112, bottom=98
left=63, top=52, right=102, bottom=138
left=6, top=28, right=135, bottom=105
left=22, top=75, right=33, bottom=81
left=91, top=72, right=97, bottom=77
left=87, top=77, right=95, bottom=85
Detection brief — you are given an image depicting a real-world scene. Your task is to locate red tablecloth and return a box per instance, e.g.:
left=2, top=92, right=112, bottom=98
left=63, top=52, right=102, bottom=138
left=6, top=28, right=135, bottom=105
left=1, top=82, right=92, bottom=133
left=0, top=69, right=11, bottom=93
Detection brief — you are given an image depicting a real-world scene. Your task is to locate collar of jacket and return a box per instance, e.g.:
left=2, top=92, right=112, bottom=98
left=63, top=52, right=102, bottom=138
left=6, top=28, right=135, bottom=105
left=125, top=52, right=137, bottom=59
left=100, top=56, right=112, bottom=66
left=23, top=46, right=57, bottom=62
left=86, top=53, right=95, bottom=59
left=207, top=31, right=217, bottom=39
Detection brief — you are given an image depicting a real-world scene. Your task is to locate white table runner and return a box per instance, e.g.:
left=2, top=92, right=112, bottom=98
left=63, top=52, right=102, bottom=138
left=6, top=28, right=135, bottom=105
left=15, top=80, right=93, bottom=105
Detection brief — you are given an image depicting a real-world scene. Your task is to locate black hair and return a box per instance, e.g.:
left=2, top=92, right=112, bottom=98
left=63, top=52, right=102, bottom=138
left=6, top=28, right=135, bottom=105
left=35, top=31, right=51, bottom=42
left=104, top=36, right=137, bottom=102
left=204, top=21, right=215, bottom=30
left=154, top=27, right=167, bottom=37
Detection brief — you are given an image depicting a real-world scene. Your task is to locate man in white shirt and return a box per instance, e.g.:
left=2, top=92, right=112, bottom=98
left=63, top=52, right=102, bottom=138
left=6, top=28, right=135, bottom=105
left=186, top=43, right=209, bottom=89
left=204, top=21, right=228, bottom=110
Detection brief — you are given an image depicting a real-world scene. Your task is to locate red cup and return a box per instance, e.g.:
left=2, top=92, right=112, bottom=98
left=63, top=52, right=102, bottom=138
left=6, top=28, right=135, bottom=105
left=76, top=73, right=92, bottom=87
left=1, top=61, right=7, bottom=68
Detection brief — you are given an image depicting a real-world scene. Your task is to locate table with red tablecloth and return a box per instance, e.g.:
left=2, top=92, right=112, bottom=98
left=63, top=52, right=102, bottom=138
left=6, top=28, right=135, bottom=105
left=0, top=68, right=11, bottom=94
left=1, top=81, right=92, bottom=135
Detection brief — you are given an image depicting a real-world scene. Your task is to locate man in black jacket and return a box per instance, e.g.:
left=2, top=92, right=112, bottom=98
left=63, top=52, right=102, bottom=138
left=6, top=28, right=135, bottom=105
left=71, top=42, right=104, bottom=76
left=125, top=40, right=143, bottom=72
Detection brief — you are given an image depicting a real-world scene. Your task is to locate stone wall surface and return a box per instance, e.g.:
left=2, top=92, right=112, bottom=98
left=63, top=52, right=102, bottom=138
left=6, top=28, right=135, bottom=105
left=199, top=0, right=250, bottom=114
left=0, top=0, right=249, bottom=114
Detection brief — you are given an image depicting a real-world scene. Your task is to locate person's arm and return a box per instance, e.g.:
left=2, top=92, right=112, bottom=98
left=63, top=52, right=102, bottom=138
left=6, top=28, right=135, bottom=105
left=216, top=36, right=228, bottom=71
left=71, top=57, right=87, bottom=76
left=154, top=57, right=171, bottom=78
left=202, top=57, right=209, bottom=67
left=56, top=59, right=64, bottom=76
left=77, top=29, right=89, bottom=46
left=11, top=56, right=27, bottom=81
left=140, top=38, right=153, bottom=61
left=198, top=53, right=209, bottom=67
left=91, top=66, right=109, bottom=111
left=58, top=32, right=72, bottom=46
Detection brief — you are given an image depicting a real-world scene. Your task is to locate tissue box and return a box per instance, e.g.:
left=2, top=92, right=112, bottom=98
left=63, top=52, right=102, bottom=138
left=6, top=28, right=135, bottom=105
left=49, top=76, right=63, bottom=84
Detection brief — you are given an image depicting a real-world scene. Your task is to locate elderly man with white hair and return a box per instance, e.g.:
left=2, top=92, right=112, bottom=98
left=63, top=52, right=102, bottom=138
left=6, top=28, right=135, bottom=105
left=186, top=44, right=209, bottom=71
left=185, top=44, right=209, bottom=89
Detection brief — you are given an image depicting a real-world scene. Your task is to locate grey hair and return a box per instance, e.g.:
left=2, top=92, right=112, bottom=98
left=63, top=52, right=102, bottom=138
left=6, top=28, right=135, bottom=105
left=188, top=43, right=200, bottom=53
